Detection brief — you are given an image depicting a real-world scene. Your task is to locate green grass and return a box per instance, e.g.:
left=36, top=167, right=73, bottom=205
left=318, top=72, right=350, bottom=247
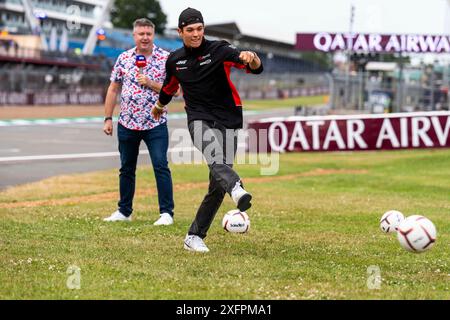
left=0, top=149, right=449, bottom=299
left=243, top=95, right=328, bottom=110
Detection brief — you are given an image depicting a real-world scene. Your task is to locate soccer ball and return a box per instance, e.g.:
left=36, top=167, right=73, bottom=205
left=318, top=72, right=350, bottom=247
left=397, top=215, right=437, bottom=253
left=222, top=209, right=250, bottom=233
left=380, top=210, right=405, bottom=233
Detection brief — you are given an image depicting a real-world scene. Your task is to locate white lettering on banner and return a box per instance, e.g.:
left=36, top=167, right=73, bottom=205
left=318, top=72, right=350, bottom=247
left=271, top=120, right=369, bottom=151
left=268, top=122, right=288, bottom=152
left=436, top=37, right=450, bottom=52
left=369, top=34, right=382, bottom=51
left=400, top=118, right=409, bottom=147
left=400, top=35, right=407, bottom=51
left=376, top=119, right=400, bottom=148
left=412, top=117, right=433, bottom=147
left=353, top=34, right=369, bottom=51
left=69, top=93, right=79, bottom=104
left=78, top=93, right=103, bottom=104
left=344, top=33, right=357, bottom=49
left=314, top=32, right=332, bottom=52
left=331, top=34, right=346, bottom=51
left=263, top=114, right=450, bottom=152
left=385, top=35, right=401, bottom=52
left=306, top=120, right=325, bottom=150
left=431, top=117, right=450, bottom=146
left=288, top=122, right=310, bottom=151
left=309, top=33, right=450, bottom=53
left=419, top=36, right=440, bottom=52
left=323, top=120, right=346, bottom=150
left=0, top=92, right=27, bottom=105
left=34, top=93, right=67, bottom=105
left=407, top=35, right=420, bottom=52
left=347, top=120, right=367, bottom=149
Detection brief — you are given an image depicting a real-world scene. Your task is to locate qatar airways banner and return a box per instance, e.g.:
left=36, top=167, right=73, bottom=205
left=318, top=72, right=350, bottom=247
left=247, top=112, right=450, bottom=153
left=295, top=33, right=450, bottom=53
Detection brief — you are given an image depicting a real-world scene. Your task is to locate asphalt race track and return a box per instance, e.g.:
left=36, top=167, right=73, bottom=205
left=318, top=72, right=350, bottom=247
left=0, top=108, right=294, bottom=190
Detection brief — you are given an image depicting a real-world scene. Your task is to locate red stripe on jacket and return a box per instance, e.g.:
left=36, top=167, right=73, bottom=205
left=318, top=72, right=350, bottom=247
left=162, top=75, right=180, bottom=96
left=223, top=62, right=244, bottom=107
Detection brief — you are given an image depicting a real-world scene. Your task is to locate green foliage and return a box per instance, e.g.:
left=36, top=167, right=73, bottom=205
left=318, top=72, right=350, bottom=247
left=111, top=0, right=167, bottom=34
left=301, top=52, right=332, bottom=70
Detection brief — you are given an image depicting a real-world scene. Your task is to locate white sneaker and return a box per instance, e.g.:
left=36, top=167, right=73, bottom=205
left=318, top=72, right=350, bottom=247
left=231, top=181, right=252, bottom=211
left=184, top=234, right=210, bottom=253
left=103, top=210, right=131, bottom=222
left=153, top=213, right=174, bottom=226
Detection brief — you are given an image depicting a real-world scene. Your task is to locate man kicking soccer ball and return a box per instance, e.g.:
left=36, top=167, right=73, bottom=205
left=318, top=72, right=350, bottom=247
left=152, top=8, right=263, bottom=252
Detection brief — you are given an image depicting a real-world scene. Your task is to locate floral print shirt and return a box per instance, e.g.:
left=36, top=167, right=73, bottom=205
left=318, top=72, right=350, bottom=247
left=110, top=45, right=169, bottom=130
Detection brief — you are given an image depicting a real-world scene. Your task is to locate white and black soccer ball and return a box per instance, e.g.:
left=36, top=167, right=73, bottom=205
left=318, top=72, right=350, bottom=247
left=380, top=210, right=405, bottom=233
left=222, top=209, right=250, bottom=233
left=397, top=215, right=437, bottom=253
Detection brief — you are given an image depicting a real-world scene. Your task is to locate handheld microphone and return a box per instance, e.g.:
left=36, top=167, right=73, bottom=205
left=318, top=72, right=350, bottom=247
left=135, top=55, right=147, bottom=74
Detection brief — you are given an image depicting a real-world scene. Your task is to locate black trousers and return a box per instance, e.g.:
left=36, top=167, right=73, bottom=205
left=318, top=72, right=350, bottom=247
left=187, top=120, right=240, bottom=239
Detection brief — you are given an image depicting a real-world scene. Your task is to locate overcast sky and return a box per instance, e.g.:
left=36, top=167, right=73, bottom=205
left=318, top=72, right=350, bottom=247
left=160, top=0, right=450, bottom=44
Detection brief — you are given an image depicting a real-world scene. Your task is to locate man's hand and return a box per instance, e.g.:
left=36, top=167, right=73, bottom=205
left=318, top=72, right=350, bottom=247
left=103, top=119, right=113, bottom=136
left=137, top=74, right=149, bottom=87
left=239, top=51, right=257, bottom=64
left=239, top=51, right=261, bottom=70
left=151, top=102, right=165, bottom=121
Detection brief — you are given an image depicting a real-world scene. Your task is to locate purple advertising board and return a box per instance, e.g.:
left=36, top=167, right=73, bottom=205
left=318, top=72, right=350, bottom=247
left=247, top=112, right=450, bottom=153
left=296, top=33, right=450, bottom=53
left=0, top=90, right=105, bottom=105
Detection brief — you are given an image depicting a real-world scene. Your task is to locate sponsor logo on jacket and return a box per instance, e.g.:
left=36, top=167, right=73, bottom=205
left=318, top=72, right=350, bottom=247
left=199, top=59, right=211, bottom=66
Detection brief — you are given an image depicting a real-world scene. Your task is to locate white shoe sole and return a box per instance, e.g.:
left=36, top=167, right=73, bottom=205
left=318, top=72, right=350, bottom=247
left=153, top=221, right=173, bottom=226
left=184, top=243, right=209, bottom=253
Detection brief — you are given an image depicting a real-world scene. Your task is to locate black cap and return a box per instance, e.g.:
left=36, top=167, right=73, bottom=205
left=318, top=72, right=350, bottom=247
left=178, top=7, right=204, bottom=28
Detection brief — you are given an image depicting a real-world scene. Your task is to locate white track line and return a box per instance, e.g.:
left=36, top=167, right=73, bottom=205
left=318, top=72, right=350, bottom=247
left=0, top=151, right=128, bottom=162
left=0, top=147, right=191, bottom=163
left=0, top=144, right=247, bottom=163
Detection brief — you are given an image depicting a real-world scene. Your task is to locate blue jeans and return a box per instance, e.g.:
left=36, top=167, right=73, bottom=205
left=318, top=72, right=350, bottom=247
left=117, top=122, right=174, bottom=217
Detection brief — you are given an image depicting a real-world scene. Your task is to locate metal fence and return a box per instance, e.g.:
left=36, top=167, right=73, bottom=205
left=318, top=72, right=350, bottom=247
left=329, top=69, right=450, bottom=113
left=0, top=64, right=109, bottom=105
left=0, top=67, right=109, bottom=91
left=4, top=62, right=448, bottom=112
left=0, top=67, right=331, bottom=105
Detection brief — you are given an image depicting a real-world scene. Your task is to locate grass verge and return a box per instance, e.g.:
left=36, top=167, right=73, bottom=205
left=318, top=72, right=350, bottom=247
left=0, top=149, right=448, bottom=299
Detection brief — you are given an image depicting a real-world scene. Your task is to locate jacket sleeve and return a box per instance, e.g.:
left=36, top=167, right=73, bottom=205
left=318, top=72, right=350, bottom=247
left=219, top=40, right=264, bottom=74
left=159, top=56, right=180, bottom=105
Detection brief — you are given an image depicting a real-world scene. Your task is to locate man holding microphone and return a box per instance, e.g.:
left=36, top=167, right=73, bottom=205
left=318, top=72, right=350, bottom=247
left=103, top=18, right=175, bottom=225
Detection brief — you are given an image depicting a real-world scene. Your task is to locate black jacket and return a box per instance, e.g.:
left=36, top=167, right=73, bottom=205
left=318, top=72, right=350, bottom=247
left=159, top=39, right=263, bottom=129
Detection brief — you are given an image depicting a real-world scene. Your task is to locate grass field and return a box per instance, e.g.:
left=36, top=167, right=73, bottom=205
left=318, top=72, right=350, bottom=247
left=0, top=149, right=449, bottom=299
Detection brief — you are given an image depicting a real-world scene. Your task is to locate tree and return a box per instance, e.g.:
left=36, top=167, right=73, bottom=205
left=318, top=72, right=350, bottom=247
left=111, top=0, right=167, bottom=34
left=301, top=52, right=333, bottom=71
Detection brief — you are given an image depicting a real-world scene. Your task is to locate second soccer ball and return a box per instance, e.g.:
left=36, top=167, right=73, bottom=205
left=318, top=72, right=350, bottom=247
left=380, top=210, right=405, bottom=233
left=397, top=215, right=437, bottom=253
